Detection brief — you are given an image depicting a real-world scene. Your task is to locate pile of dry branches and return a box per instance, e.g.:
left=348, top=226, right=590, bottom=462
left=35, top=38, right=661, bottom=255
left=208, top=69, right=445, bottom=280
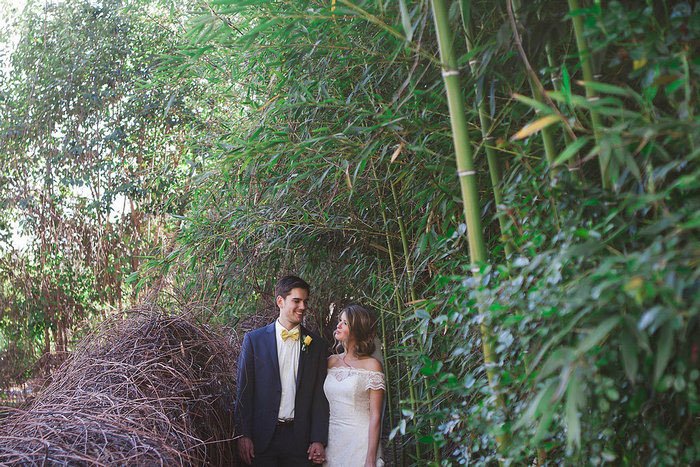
left=0, top=305, right=238, bottom=465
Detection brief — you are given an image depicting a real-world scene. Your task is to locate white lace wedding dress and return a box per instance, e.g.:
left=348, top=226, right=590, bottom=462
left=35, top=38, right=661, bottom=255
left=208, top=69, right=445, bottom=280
left=323, top=366, right=385, bottom=466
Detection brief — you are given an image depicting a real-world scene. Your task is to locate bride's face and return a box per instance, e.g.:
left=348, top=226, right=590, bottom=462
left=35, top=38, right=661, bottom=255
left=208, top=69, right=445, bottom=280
left=333, top=311, right=350, bottom=342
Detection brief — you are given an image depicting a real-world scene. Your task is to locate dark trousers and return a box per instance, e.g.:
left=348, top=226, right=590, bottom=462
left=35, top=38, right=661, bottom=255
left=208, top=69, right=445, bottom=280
left=253, top=423, right=312, bottom=467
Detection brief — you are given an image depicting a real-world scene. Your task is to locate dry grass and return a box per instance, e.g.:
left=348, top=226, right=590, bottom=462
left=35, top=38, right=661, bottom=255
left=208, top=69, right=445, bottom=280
left=0, top=304, right=238, bottom=466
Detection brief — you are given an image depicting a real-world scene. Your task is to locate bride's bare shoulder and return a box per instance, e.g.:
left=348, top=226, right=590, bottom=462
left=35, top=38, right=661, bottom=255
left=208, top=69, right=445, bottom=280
left=327, top=354, right=343, bottom=368
left=356, top=356, right=383, bottom=372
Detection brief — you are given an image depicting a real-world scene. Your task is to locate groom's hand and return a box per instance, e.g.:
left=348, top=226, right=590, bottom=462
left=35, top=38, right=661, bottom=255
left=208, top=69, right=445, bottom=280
left=307, top=442, right=326, bottom=464
left=237, top=437, right=255, bottom=465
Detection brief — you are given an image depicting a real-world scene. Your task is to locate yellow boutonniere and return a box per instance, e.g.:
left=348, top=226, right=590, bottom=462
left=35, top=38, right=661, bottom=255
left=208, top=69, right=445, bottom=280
left=302, top=335, right=312, bottom=352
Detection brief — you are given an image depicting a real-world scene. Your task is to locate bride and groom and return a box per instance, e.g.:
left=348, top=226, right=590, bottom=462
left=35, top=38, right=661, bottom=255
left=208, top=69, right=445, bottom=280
left=235, top=275, right=385, bottom=466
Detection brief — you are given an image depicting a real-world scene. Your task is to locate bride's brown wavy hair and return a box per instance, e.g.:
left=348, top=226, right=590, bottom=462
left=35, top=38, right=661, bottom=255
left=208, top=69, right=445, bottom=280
left=337, top=304, right=377, bottom=358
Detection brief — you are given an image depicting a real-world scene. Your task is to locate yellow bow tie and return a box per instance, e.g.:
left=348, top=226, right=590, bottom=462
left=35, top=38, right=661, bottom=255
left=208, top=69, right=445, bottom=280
left=280, top=328, right=300, bottom=341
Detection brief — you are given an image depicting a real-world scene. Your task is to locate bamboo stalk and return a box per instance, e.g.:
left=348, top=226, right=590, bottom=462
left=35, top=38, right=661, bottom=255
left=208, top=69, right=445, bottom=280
left=430, top=0, right=487, bottom=264
left=387, top=169, right=440, bottom=462
left=567, top=0, right=610, bottom=187
left=378, top=207, right=401, bottom=467
left=387, top=235, right=421, bottom=463
left=530, top=31, right=568, bottom=463
left=373, top=161, right=419, bottom=463
left=431, top=0, right=508, bottom=451
left=375, top=268, right=399, bottom=467
left=459, top=0, right=514, bottom=261
left=544, top=38, right=583, bottom=180
left=382, top=213, right=416, bottom=464
left=389, top=179, right=417, bottom=303
left=509, top=0, right=559, bottom=170
left=545, top=44, right=575, bottom=143
left=681, top=51, right=695, bottom=152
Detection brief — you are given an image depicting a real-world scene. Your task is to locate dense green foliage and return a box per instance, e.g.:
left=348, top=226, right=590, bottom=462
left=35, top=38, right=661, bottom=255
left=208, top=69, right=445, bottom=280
left=2, top=0, right=698, bottom=464
left=0, top=0, right=198, bottom=378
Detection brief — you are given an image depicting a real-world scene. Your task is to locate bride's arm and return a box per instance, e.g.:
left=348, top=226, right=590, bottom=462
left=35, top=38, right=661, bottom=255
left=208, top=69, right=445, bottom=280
left=365, top=387, right=384, bottom=466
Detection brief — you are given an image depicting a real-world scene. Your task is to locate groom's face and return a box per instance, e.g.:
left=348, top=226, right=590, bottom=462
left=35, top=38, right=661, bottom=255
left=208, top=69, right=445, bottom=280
left=277, top=287, right=309, bottom=329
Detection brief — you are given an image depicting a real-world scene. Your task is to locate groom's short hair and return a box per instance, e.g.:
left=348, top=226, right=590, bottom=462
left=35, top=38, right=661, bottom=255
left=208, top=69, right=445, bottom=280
left=275, top=275, right=310, bottom=300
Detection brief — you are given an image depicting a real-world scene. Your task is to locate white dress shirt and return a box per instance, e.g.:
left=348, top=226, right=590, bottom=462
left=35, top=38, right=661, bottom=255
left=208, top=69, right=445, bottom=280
left=275, top=320, right=300, bottom=420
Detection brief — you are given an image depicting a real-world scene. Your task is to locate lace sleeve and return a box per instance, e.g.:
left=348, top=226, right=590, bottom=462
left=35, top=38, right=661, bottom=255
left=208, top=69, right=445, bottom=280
left=365, top=371, right=386, bottom=390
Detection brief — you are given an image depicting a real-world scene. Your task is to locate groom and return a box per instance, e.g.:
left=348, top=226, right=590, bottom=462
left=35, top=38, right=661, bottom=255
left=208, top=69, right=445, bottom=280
left=235, top=275, right=329, bottom=465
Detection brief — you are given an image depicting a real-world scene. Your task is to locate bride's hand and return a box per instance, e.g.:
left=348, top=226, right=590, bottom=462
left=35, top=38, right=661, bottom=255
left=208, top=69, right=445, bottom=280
left=364, top=460, right=376, bottom=467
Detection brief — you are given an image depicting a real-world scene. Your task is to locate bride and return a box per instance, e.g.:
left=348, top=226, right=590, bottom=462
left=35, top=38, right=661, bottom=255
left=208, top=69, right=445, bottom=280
left=323, top=304, right=385, bottom=467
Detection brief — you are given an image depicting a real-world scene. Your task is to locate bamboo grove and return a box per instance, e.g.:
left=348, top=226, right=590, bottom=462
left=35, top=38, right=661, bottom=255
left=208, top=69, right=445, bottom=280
left=1, top=0, right=699, bottom=464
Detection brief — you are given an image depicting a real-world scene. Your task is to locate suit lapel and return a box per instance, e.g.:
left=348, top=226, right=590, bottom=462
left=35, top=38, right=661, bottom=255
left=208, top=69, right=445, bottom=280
left=265, top=322, right=281, bottom=389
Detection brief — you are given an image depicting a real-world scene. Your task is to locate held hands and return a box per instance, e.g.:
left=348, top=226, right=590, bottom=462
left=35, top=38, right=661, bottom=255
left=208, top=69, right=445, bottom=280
left=308, top=442, right=326, bottom=464
left=237, top=437, right=255, bottom=465
left=238, top=438, right=324, bottom=464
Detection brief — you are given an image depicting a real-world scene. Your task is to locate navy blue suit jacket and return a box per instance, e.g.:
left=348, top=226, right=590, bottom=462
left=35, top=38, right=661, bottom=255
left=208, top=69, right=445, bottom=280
left=235, top=322, right=329, bottom=453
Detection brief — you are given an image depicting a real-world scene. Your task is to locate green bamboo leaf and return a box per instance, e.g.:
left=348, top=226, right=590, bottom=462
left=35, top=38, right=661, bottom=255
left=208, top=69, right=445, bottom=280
left=680, top=214, right=700, bottom=229
left=529, top=313, right=586, bottom=373
left=398, top=0, right=413, bottom=42
left=512, top=93, right=555, bottom=115
left=459, top=0, right=471, bottom=39
left=538, top=347, right=575, bottom=380
left=547, top=91, right=586, bottom=106
left=620, top=328, right=638, bottom=383
left=623, top=152, right=642, bottom=181
left=590, top=106, right=643, bottom=119
left=575, top=80, right=632, bottom=97
left=533, top=403, right=556, bottom=445
left=565, top=373, right=584, bottom=449
left=554, top=136, right=590, bottom=166
left=562, top=63, right=572, bottom=106
left=576, top=316, right=620, bottom=355
left=237, top=17, right=280, bottom=44
left=654, top=322, right=674, bottom=384
left=673, top=173, right=700, bottom=190
left=209, top=0, right=246, bottom=5
left=514, top=380, right=556, bottom=429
